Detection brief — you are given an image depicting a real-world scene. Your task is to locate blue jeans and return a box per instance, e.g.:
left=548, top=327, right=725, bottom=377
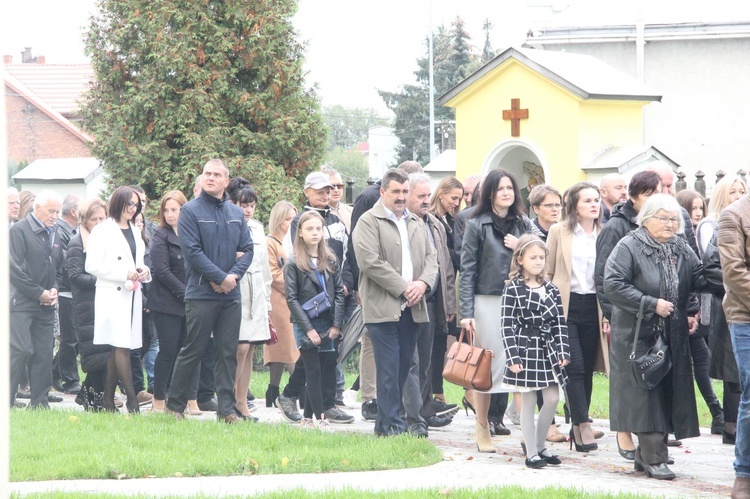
left=730, top=323, right=750, bottom=477
left=367, top=309, right=418, bottom=436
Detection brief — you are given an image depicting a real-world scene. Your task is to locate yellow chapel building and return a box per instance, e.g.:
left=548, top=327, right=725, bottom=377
left=439, top=47, right=678, bottom=193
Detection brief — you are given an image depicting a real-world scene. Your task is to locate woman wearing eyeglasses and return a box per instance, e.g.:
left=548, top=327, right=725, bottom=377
left=604, top=194, right=708, bottom=480
left=545, top=182, right=607, bottom=452
left=529, top=184, right=563, bottom=243
left=86, top=186, right=151, bottom=413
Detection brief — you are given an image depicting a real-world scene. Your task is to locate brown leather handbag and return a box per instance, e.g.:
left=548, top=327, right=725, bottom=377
left=442, top=327, right=494, bottom=391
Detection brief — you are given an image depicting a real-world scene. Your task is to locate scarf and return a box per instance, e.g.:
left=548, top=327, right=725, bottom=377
left=631, top=226, right=688, bottom=334
left=489, top=211, right=516, bottom=237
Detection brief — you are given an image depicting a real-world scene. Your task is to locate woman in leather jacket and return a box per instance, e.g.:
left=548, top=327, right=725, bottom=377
left=459, top=169, right=532, bottom=452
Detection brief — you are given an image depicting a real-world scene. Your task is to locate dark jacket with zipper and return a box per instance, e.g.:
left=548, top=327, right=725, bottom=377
left=65, top=233, right=110, bottom=373
left=148, top=226, right=186, bottom=316
left=9, top=213, right=63, bottom=314
left=284, top=256, right=345, bottom=334
left=459, top=212, right=532, bottom=319
left=178, top=190, right=253, bottom=301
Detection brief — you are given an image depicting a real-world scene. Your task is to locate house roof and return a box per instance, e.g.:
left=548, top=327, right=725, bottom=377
left=13, top=157, right=102, bottom=183
left=424, top=149, right=456, bottom=173
left=439, top=46, right=662, bottom=106
left=582, top=144, right=679, bottom=174
left=3, top=68, right=94, bottom=144
left=3, top=63, right=93, bottom=116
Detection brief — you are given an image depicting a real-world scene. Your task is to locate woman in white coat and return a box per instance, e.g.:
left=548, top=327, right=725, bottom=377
left=232, top=186, right=271, bottom=419
left=86, top=186, right=151, bottom=413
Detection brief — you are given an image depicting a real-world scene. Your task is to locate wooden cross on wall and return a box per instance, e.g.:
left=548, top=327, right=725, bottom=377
left=502, top=98, right=529, bottom=137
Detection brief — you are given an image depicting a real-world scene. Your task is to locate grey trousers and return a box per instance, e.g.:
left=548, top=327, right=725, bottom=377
left=636, top=431, right=668, bottom=464
left=403, top=300, right=437, bottom=428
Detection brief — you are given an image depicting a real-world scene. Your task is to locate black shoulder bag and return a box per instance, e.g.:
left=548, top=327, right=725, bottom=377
left=628, top=296, right=672, bottom=390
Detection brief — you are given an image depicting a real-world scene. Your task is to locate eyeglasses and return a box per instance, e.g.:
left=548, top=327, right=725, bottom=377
left=654, top=215, right=679, bottom=225
left=127, top=201, right=138, bottom=208
left=540, top=203, right=562, bottom=209
left=331, top=184, right=345, bottom=190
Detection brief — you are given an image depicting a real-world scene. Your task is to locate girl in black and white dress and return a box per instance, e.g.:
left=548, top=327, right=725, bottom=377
left=502, top=234, right=570, bottom=469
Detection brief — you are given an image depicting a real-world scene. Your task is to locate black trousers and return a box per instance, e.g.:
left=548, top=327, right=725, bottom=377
left=565, top=293, right=599, bottom=425
left=10, top=309, right=55, bottom=407
left=299, top=348, right=337, bottom=419
left=152, top=311, right=199, bottom=401
left=430, top=333, right=447, bottom=396
left=283, top=339, right=338, bottom=411
left=689, top=335, right=720, bottom=407
left=198, top=337, right=216, bottom=403
left=52, top=296, right=80, bottom=387
left=637, top=431, right=668, bottom=465
left=130, top=349, right=145, bottom=393
left=167, top=299, right=241, bottom=417
left=726, top=381, right=741, bottom=424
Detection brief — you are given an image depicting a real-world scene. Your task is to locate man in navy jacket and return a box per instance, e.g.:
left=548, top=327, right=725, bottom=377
left=167, top=159, right=253, bottom=423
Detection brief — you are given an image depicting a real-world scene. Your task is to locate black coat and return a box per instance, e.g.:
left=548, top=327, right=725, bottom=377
left=459, top=212, right=532, bottom=319
left=66, top=234, right=110, bottom=373
left=147, top=226, right=186, bottom=316
left=9, top=214, right=64, bottom=313
left=702, top=237, right=739, bottom=383
left=604, top=234, right=707, bottom=440
left=284, top=257, right=345, bottom=334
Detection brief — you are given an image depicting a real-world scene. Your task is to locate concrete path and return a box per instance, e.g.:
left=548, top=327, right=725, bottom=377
left=10, top=392, right=735, bottom=497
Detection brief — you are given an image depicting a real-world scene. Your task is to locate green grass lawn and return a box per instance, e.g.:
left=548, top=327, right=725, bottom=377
left=10, top=409, right=441, bottom=482
left=12, top=486, right=657, bottom=499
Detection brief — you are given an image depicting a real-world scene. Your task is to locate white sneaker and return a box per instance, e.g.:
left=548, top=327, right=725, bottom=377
left=342, top=389, right=358, bottom=407
left=317, top=419, right=332, bottom=432
left=300, top=418, right=315, bottom=430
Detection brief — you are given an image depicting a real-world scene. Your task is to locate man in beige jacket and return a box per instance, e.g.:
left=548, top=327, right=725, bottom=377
left=353, top=168, right=438, bottom=436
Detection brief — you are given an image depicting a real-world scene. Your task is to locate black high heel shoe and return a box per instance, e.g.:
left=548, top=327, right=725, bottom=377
left=616, top=432, right=636, bottom=461
left=569, top=426, right=597, bottom=452
left=462, top=396, right=476, bottom=416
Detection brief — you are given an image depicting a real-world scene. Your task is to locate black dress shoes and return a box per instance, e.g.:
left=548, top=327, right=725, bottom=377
left=198, top=397, right=219, bottom=412
left=489, top=421, right=511, bottom=436
left=48, top=393, right=63, bottom=403
left=64, top=382, right=82, bottom=394
left=426, top=415, right=452, bottom=428
left=634, top=448, right=676, bottom=480
left=408, top=423, right=428, bottom=438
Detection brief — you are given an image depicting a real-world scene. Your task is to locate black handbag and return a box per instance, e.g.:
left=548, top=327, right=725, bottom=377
left=299, top=328, right=330, bottom=350
left=628, top=296, right=672, bottom=390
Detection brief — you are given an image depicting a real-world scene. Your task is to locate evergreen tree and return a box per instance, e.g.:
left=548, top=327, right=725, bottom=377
left=81, top=0, right=326, bottom=219
left=482, top=18, right=496, bottom=64
left=379, top=17, right=477, bottom=165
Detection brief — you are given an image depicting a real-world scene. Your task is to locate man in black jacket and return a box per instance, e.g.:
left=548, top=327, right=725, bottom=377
left=9, top=190, right=64, bottom=408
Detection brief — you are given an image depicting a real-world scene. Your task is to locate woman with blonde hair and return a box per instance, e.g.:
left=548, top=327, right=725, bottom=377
left=263, top=200, right=300, bottom=407
left=696, top=174, right=747, bottom=442
left=429, top=176, right=464, bottom=271
left=66, top=198, right=109, bottom=411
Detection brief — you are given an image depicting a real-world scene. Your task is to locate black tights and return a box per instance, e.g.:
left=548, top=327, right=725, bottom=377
left=690, top=335, right=720, bottom=408
left=104, top=347, right=138, bottom=413
left=268, top=362, right=295, bottom=387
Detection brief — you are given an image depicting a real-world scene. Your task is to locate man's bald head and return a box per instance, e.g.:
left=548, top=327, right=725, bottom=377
left=599, top=173, right=628, bottom=209
left=646, top=163, right=676, bottom=196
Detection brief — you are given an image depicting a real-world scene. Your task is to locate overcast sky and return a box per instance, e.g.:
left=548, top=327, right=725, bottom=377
left=3, top=0, right=749, bottom=115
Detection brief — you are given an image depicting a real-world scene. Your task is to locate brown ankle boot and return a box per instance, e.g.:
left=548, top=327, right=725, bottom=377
left=732, top=477, right=750, bottom=499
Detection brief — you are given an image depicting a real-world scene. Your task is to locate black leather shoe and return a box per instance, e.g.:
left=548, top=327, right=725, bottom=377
left=616, top=433, right=636, bottom=461
left=361, top=400, right=378, bottom=421
left=490, top=421, right=511, bottom=436
left=538, top=448, right=561, bottom=465
left=48, top=393, right=63, bottom=403
left=525, top=456, right=547, bottom=469
left=198, top=398, right=219, bottom=412
left=16, top=389, right=31, bottom=399
left=408, top=423, right=428, bottom=438
left=64, top=382, right=82, bottom=394
left=52, top=380, right=65, bottom=393
left=666, top=438, right=682, bottom=447
left=426, top=415, right=452, bottom=428
left=634, top=448, right=676, bottom=480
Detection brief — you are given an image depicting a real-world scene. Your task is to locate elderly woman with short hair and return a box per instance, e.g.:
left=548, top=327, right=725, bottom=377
left=604, top=194, right=708, bottom=480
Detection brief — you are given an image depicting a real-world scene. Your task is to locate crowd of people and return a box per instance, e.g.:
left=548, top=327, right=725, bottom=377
left=7, top=159, right=750, bottom=496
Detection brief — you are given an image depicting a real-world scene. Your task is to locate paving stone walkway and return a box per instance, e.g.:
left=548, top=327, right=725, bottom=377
left=10, top=392, right=735, bottom=497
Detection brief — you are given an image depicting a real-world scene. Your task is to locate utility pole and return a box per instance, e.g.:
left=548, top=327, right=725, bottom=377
left=428, top=0, right=435, bottom=163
